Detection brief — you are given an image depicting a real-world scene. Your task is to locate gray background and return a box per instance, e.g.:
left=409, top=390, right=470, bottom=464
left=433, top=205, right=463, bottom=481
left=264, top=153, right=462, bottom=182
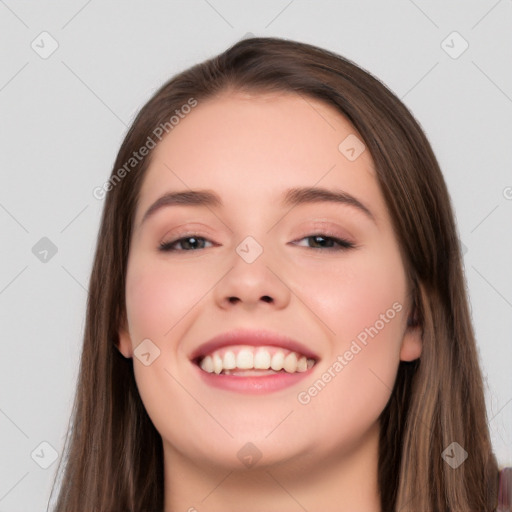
left=1, top=1, right=511, bottom=510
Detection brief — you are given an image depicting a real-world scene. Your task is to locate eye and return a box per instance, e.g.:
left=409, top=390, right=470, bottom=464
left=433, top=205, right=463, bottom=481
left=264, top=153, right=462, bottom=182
left=293, top=234, right=355, bottom=251
left=158, top=233, right=356, bottom=253
left=159, top=235, right=214, bottom=252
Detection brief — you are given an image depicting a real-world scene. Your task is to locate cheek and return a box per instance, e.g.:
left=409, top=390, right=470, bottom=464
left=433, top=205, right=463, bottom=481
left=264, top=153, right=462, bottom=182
left=340, top=258, right=406, bottom=367
left=124, top=257, right=209, bottom=450
left=125, top=256, right=209, bottom=342
left=294, top=247, right=407, bottom=347
left=292, top=247, right=406, bottom=419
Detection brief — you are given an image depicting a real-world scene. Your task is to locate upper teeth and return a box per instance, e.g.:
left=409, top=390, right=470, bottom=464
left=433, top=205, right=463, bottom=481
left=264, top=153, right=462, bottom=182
left=198, top=346, right=315, bottom=374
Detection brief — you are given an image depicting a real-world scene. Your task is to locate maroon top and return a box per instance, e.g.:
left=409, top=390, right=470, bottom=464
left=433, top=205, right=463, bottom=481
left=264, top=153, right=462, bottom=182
left=498, top=467, right=512, bottom=511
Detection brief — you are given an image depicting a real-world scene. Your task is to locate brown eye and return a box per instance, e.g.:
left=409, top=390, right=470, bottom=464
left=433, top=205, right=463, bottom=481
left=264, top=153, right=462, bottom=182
left=159, top=236, right=213, bottom=252
left=294, top=234, right=355, bottom=251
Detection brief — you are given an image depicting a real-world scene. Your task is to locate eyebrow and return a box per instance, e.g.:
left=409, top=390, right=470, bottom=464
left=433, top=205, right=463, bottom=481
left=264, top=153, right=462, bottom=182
left=139, top=186, right=376, bottom=227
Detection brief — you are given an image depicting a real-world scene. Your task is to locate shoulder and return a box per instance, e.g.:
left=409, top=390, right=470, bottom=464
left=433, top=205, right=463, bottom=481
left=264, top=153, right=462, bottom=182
left=498, top=467, right=512, bottom=511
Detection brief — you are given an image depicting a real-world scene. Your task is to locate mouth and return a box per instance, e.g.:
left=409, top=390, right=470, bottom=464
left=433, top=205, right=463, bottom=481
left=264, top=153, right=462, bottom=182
left=193, top=345, right=317, bottom=376
left=189, top=329, right=319, bottom=393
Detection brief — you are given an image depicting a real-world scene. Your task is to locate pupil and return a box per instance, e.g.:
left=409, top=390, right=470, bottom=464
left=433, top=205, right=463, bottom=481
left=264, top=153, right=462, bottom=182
left=313, top=235, right=328, bottom=247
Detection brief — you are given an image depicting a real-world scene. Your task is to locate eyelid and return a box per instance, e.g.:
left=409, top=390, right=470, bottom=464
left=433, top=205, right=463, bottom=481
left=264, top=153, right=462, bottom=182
left=297, top=221, right=355, bottom=242
left=158, top=221, right=357, bottom=248
left=160, top=224, right=214, bottom=242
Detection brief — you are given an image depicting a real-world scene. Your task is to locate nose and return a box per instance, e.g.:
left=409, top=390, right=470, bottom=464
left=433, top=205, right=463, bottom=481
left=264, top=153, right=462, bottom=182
left=212, top=239, right=291, bottom=311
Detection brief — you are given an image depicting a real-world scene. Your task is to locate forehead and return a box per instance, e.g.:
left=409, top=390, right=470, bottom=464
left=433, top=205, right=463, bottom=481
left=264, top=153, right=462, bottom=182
left=135, top=90, right=387, bottom=226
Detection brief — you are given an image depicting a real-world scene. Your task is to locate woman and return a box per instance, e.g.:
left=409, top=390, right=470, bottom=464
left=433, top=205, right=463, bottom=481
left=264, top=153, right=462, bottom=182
left=49, top=36, right=510, bottom=511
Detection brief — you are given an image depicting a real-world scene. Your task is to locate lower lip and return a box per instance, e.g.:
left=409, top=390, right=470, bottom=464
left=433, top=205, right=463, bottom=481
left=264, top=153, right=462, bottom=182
left=193, top=363, right=314, bottom=394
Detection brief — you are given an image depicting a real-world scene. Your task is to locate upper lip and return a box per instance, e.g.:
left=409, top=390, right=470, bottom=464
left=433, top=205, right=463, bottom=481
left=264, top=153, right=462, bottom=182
left=189, top=328, right=320, bottom=363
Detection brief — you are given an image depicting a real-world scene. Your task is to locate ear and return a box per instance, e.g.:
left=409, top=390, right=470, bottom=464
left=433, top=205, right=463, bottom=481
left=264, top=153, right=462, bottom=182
left=399, top=311, right=422, bottom=362
left=116, top=312, right=133, bottom=359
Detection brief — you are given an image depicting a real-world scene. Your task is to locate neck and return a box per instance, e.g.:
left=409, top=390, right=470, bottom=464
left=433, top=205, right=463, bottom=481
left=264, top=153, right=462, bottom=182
left=164, top=422, right=382, bottom=512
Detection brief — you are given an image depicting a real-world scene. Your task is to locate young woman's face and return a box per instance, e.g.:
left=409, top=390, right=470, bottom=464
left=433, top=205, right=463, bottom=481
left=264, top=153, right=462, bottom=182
left=118, top=91, right=422, bottom=472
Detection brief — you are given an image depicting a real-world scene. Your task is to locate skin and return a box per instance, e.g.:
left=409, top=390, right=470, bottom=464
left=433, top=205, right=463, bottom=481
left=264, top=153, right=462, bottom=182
left=117, top=90, right=422, bottom=512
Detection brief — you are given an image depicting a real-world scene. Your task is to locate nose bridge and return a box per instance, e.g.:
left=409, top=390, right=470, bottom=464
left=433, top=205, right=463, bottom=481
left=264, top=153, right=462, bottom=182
left=212, top=230, right=290, bottom=309
left=231, top=232, right=274, bottom=290
left=225, top=196, right=276, bottom=266
left=235, top=234, right=266, bottom=266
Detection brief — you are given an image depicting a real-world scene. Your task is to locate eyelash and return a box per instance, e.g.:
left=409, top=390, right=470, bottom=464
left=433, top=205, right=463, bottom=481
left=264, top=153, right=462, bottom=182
left=158, top=233, right=356, bottom=253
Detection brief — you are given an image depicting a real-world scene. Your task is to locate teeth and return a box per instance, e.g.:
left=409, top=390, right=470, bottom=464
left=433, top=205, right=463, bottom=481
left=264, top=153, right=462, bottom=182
left=254, top=348, right=271, bottom=369
left=198, top=346, right=316, bottom=375
left=223, top=350, right=236, bottom=370
left=213, top=353, right=223, bottom=375
left=236, top=349, right=253, bottom=369
left=297, top=356, right=307, bottom=372
left=270, top=351, right=284, bottom=371
left=283, top=353, right=298, bottom=373
left=201, top=355, right=214, bottom=373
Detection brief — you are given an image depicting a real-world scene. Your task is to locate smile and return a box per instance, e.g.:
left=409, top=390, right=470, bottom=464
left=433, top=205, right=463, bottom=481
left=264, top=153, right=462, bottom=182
left=196, top=345, right=316, bottom=375
left=189, top=328, right=319, bottom=393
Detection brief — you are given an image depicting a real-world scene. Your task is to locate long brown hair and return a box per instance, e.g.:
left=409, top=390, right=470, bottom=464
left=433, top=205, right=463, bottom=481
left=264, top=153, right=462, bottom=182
left=48, top=36, right=499, bottom=511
